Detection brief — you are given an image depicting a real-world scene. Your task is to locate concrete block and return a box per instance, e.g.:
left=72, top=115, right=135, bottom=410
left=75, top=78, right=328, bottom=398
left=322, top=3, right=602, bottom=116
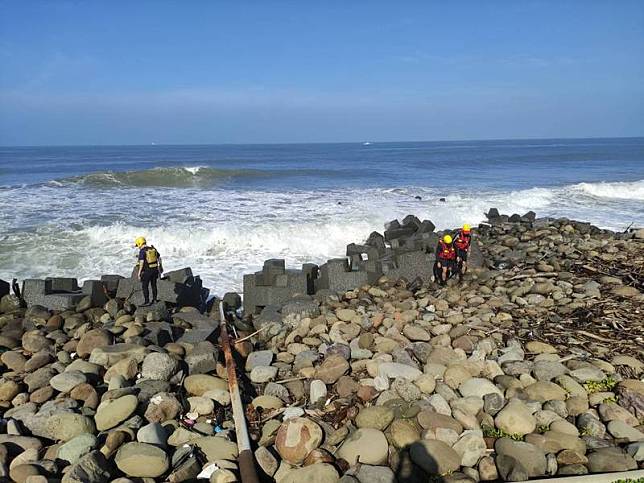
left=315, top=258, right=370, bottom=293
left=116, top=277, right=199, bottom=306
left=45, top=277, right=79, bottom=292
left=402, top=214, right=422, bottom=228
left=243, top=260, right=311, bottom=314
left=163, top=267, right=194, bottom=284
left=82, top=280, right=109, bottom=308
left=0, top=279, right=9, bottom=298
left=418, top=220, right=436, bottom=234
left=41, top=293, right=85, bottom=311
left=382, top=250, right=435, bottom=284
left=302, top=264, right=319, bottom=294
left=365, top=231, right=387, bottom=255
left=21, top=279, right=51, bottom=307
left=100, top=275, right=123, bottom=294
left=384, top=225, right=417, bottom=241
left=261, top=259, right=286, bottom=286
left=486, top=208, right=500, bottom=219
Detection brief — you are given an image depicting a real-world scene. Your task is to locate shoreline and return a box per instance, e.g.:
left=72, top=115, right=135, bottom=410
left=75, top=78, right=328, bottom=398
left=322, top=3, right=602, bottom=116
left=1, top=209, right=643, bottom=482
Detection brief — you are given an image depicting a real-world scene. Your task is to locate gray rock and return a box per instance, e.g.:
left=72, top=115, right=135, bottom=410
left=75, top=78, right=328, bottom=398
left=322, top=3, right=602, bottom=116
left=61, top=450, right=112, bottom=483
left=115, top=442, right=169, bottom=478
left=587, top=447, right=638, bottom=473
left=50, top=370, right=87, bottom=393
left=483, top=393, right=505, bottom=416
left=246, top=350, right=274, bottom=371
left=607, top=420, right=644, bottom=442
left=250, top=366, right=278, bottom=383
left=354, top=464, right=396, bottom=483
left=57, top=433, right=98, bottom=464
left=140, top=352, right=178, bottom=381
left=409, top=440, right=461, bottom=475
left=496, top=454, right=529, bottom=482
left=137, top=422, right=168, bottom=447
left=459, top=378, right=503, bottom=398
left=495, top=438, right=547, bottom=478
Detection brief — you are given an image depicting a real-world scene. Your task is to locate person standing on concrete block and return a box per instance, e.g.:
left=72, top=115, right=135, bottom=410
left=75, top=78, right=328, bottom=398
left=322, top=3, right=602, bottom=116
left=135, top=236, right=163, bottom=306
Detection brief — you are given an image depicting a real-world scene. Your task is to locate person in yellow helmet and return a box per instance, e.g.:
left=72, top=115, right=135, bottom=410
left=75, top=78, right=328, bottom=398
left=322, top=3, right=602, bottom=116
left=454, top=224, right=473, bottom=280
left=433, top=234, right=456, bottom=285
left=134, top=236, right=163, bottom=306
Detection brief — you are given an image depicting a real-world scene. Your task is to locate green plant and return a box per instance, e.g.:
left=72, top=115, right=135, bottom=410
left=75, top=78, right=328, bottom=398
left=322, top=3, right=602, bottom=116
left=482, top=425, right=523, bottom=441
left=611, top=478, right=644, bottom=483
left=583, top=376, right=618, bottom=394
left=536, top=424, right=550, bottom=434
left=602, top=396, right=618, bottom=404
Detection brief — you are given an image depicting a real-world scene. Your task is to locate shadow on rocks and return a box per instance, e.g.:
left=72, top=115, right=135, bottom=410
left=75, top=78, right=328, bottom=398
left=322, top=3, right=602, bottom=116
left=395, top=445, right=446, bottom=483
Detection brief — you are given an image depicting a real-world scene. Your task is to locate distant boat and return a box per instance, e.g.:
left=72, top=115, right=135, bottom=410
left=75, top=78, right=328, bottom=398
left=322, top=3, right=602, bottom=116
left=362, top=142, right=372, bottom=146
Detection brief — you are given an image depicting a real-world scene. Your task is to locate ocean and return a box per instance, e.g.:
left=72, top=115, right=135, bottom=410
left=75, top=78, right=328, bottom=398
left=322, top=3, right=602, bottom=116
left=1, top=138, right=643, bottom=294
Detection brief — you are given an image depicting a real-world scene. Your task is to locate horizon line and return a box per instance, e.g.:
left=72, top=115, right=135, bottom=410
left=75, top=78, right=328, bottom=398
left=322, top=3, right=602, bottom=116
left=1, top=135, right=643, bottom=149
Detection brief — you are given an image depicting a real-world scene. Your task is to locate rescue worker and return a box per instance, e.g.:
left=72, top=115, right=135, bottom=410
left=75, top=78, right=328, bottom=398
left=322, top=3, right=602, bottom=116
left=135, top=236, right=163, bottom=306
left=454, top=224, right=472, bottom=280
left=433, top=234, right=456, bottom=285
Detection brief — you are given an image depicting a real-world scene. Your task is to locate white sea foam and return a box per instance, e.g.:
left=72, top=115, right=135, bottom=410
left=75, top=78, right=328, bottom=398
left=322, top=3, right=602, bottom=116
left=0, top=181, right=642, bottom=293
left=572, top=180, right=644, bottom=200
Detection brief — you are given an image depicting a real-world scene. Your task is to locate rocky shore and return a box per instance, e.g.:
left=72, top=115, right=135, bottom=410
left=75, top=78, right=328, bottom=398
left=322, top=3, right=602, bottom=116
left=0, top=211, right=643, bottom=482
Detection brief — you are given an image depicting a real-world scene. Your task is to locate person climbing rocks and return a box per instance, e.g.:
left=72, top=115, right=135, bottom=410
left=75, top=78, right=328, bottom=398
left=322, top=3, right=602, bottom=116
left=454, top=223, right=472, bottom=280
left=135, top=236, right=163, bottom=306
left=433, top=234, right=456, bottom=285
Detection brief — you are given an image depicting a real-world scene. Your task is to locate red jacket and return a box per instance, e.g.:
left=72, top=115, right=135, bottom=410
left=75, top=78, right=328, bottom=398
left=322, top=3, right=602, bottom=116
left=436, top=240, right=456, bottom=261
left=454, top=230, right=471, bottom=251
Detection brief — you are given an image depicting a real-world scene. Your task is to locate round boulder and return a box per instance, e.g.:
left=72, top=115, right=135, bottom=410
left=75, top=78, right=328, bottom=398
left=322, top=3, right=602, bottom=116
left=275, top=417, right=323, bottom=464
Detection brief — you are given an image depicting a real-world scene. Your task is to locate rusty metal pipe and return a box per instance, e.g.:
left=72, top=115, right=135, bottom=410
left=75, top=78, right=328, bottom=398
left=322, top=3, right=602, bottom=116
left=219, top=302, right=260, bottom=483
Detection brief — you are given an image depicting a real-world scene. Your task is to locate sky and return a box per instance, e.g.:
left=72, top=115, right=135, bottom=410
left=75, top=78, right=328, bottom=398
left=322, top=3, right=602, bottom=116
left=0, top=1, right=643, bottom=145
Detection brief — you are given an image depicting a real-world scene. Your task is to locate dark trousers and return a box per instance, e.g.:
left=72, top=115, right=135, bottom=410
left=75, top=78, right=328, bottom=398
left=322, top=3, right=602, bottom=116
left=141, top=269, right=159, bottom=303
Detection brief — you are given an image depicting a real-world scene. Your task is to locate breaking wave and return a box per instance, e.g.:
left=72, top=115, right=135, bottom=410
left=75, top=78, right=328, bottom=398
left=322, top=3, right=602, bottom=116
left=572, top=179, right=644, bottom=201
left=57, top=166, right=267, bottom=188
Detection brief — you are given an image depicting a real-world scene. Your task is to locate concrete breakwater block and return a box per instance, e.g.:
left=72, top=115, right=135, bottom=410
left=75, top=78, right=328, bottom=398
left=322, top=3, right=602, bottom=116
left=0, top=279, right=9, bottom=298
left=243, top=215, right=449, bottom=314
left=115, top=272, right=206, bottom=307
left=21, top=277, right=110, bottom=311
left=22, top=278, right=85, bottom=311
left=243, top=259, right=312, bottom=315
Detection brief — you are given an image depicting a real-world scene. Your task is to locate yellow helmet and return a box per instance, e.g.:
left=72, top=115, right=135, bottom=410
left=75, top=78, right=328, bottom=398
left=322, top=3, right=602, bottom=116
left=462, top=224, right=471, bottom=233
left=134, top=236, right=146, bottom=248
left=443, top=234, right=453, bottom=244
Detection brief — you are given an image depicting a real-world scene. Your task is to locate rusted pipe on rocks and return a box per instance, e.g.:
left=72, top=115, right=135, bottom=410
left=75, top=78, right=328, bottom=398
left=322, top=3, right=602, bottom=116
left=219, top=301, right=260, bottom=483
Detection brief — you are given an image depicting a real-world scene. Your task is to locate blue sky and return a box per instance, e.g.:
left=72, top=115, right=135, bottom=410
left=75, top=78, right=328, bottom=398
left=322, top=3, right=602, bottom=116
left=1, top=1, right=643, bottom=145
